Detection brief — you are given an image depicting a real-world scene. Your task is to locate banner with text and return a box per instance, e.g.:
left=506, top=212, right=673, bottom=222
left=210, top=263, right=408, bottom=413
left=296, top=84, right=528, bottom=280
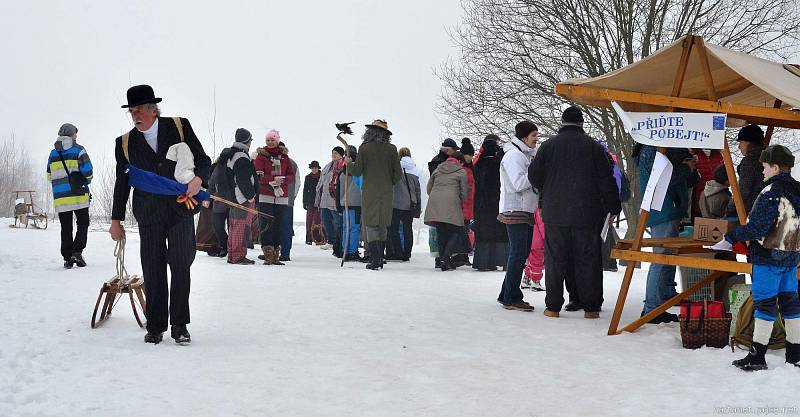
left=612, top=101, right=727, bottom=149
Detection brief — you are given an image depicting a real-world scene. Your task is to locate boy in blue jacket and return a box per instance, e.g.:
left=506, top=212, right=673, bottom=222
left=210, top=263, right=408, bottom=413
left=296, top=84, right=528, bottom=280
left=724, top=144, right=800, bottom=371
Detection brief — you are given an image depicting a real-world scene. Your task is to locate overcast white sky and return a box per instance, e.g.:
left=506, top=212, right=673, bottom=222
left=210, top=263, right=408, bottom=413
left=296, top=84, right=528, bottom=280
left=1, top=1, right=462, bottom=188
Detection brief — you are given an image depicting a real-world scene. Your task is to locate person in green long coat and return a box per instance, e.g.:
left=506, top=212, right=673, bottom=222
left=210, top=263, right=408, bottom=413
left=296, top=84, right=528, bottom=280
left=345, top=119, right=402, bottom=270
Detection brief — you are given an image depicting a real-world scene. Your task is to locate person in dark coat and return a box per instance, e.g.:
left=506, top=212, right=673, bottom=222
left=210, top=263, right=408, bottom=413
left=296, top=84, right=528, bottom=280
left=345, top=119, right=402, bottom=270
left=528, top=106, right=621, bottom=318
left=304, top=160, right=324, bottom=245
left=726, top=124, right=766, bottom=218
left=214, top=128, right=259, bottom=264
left=428, top=138, right=459, bottom=174
left=472, top=135, right=508, bottom=271
left=110, top=85, right=211, bottom=345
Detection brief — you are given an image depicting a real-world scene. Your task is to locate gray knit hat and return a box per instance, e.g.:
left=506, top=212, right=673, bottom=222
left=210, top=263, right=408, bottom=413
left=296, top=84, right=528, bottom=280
left=58, top=123, right=78, bottom=138
left=235, top=128, right=253, bottom=143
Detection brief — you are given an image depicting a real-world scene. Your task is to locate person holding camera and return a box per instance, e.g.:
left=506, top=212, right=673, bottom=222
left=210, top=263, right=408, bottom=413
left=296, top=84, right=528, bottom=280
left=47, top=123, right=93, bottom=269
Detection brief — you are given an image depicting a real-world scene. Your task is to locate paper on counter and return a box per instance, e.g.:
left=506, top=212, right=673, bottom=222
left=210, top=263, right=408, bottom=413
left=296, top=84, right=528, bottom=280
left=704, top=239, right=733, bottom=252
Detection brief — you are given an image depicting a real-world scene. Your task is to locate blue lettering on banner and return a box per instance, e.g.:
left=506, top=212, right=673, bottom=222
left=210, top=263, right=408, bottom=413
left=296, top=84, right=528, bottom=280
left=646, top=129, right=709, bottom=142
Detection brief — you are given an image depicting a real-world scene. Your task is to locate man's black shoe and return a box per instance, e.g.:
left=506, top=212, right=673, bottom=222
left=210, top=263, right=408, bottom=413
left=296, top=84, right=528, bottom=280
left=63, top=259, right=74, bottom=269
left=171, top=325, right=191, bottom=345
left=642, top=310, right=679, bottom=324
left=564, top=301, right=582, bottom=312
left=71, top=253, right=87, bottom=267
left=279, top=255, right=291, bottom=262
left=144, top=332, right=163, bottom=344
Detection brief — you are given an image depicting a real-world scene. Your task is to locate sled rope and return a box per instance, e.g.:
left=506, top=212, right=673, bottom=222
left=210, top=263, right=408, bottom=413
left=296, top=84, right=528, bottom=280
left=114, top=238, right=129, bottom=282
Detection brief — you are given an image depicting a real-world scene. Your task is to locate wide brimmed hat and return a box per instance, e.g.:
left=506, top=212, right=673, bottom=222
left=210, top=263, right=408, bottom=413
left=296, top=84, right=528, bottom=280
left=121, top=85, right=162, bottom=108
left=365, top=119, right=392, bottom=135
left=309, top=160, right=321, bottom=169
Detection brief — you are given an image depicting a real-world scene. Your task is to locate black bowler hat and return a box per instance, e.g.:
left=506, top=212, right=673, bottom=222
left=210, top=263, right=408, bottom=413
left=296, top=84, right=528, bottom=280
left=121, top=85, right=162, bottom=108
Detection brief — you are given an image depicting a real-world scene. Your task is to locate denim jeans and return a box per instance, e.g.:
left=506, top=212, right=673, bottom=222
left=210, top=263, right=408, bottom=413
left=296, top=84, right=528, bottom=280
left=498, top=223, right=533, bottom=305
left=322, top=208, right=342, bottom=255
left=643, top=219, right=680, bottom=312
left=280, top=207, right=294, bottom=257
left=342, top=208, right=361, bottom=255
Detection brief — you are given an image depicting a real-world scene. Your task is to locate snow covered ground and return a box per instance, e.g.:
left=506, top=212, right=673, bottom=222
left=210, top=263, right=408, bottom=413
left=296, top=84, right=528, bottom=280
left=1, top=219, right=798, bottom=417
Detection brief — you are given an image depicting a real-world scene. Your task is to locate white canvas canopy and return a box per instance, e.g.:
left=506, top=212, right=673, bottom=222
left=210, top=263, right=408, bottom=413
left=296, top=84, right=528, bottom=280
left=556, top=35, right=800, bottom=128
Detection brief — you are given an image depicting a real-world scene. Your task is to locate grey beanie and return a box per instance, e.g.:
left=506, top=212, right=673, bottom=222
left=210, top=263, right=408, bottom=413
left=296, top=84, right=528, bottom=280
left=235, top=128, right=253, bottom=143
left=58, top=123, right=78, bottom=138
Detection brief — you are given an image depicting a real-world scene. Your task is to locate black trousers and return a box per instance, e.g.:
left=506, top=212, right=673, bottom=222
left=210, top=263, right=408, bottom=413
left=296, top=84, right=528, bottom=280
left=259, top=203, right=286, bottom=247
left=140, top=214, right=196, bottom=333
left=435, top=222, right=463, bottom=262
left=212, top=210, right=229, bottom=252
left=58, top=208, right=89, bottom=261
left=544, top=224, right=603, bottom=312
left=387, top=209, right=414, bottom=259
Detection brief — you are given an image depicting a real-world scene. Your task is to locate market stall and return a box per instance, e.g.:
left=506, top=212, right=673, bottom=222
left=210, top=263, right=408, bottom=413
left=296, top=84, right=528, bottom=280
left=554, top=34, right=800, bottom=335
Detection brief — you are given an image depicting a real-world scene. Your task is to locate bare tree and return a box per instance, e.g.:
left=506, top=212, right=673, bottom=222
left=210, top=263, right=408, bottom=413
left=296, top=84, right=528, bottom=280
left=438, top=0, right=800, bottom=235
left=0, top=134, right=45, bottom=217
left=207, top=87, right=219, bottom=157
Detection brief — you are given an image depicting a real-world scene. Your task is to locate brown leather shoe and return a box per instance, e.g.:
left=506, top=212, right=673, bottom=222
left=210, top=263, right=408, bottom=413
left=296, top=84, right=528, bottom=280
left=503, top=301, right=534, bottom=312
left=584, top=311, right=600, bottom=319
left=543, top=309, right=560, bottom=318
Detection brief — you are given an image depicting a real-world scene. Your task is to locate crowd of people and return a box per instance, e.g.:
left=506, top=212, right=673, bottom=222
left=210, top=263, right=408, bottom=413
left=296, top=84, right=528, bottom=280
left=44, top=85, right=800, bottom=372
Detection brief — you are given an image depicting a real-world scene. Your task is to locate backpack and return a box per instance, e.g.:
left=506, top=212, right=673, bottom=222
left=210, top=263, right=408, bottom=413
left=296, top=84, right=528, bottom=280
left=210, top=149, right=237, bottom=198
left=732, top=294, right=786, bottom=350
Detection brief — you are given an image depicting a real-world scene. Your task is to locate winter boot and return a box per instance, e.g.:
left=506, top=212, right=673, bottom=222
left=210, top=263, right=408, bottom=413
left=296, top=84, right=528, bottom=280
left=503, top=301, right=534, bottom=312
left=262, top=246, right=274, bottom=265
left=71, top=252, right=87, bottom=267
left=451, top=253, right=470, bottom=268
left=272, top=246, right=285, bottom=266
left=378, top=241, right=386, bottom=267
left=434, top=257, right=442, bottom=269
left=440, top=256, right=455, bottom=271
left=171, top=324, right=191, bottom=345
left=529, top=280, right=545, bottom=292
left=144, top=331, right=163, bottom=344
left=63, top=258, right=74, bottom=269
left=786, top=342, right=800, bottom=367
left=366, top=242, right=382, bottom=270
left=732, top=343, right=768, bottom=371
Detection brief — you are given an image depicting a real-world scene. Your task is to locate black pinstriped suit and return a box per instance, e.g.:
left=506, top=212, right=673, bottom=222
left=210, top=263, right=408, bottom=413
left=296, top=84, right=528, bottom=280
left=112, top=117, right=211, bottom=333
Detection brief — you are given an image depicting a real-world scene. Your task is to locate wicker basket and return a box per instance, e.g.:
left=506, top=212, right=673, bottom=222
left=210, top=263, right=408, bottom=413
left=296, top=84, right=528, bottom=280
left=680, top=300, right=732, bottom=349
left=705, top=316, right=733, bottom=348
left=681, top=317, right=732, bottom=349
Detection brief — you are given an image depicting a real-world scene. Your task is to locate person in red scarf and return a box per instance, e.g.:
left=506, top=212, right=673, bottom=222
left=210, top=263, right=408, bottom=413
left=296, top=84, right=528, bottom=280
left=253, top=129, right=295, bottom=265
left=690, top=149, right=724, bottom=219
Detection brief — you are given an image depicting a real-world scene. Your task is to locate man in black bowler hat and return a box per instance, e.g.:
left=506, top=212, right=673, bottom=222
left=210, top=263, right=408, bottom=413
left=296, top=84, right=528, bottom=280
left=110, top=84, right=211, bottom=345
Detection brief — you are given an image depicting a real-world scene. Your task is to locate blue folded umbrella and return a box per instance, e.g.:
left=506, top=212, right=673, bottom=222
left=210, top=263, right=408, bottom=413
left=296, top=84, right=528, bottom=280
left=126, top=165, right=211, bottom=202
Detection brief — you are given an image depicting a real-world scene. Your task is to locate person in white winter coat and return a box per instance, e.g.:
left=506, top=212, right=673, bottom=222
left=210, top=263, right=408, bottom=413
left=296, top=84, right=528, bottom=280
left=497, top=121, right=539, bottom=311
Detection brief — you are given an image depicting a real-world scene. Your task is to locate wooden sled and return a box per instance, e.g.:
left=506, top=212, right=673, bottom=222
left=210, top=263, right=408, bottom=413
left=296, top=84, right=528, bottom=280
left=91, top=238, right=146, bottom=329
left=91, top=275, right=146, bottom=328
